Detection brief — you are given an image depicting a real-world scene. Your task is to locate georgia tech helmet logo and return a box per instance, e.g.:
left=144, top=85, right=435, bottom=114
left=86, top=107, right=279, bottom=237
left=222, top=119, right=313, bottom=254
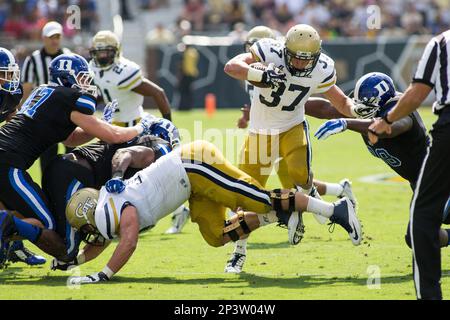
left=75, top=197, right=96, bottom=220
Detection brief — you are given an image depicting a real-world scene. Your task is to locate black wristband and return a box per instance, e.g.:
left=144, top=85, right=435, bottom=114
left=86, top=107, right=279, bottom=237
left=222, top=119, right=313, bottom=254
left=382, top=113, right=393, bottom=125
left=162, top=112, right=172, bottom=121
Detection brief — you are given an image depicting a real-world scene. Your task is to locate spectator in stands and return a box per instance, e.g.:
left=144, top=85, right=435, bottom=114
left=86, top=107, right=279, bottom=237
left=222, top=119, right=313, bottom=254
left=22, top=6, right=48, bottom=40
left=401, top=2, right=426, bottom=35
left=224, top=0, right=246, bottom=31
left=180, top=0, right=206, bottom=32
left=146, top=23, right=176, bottom=46
left=228, top=22, right=247, bottom=44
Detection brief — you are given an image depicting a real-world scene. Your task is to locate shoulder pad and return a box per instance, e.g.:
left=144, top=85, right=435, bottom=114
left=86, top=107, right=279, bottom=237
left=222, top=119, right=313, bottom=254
left=95, top=188, right=127, bottom=240
left=250, top=38, right=283, bottom=64
left=117, top=58, right=142, bottom=90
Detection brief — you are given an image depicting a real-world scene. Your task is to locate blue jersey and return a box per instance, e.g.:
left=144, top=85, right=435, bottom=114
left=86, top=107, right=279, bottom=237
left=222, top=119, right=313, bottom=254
left=0, top=85, right=96, bottom=169
left=362, top=97, right=429, bottom=188
left=0, top=84, right=23, bottom=123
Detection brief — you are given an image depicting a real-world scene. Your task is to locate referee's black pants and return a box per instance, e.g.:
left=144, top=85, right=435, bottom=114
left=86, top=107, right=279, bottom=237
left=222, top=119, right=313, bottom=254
left=409, top=108, right=450, bottom=300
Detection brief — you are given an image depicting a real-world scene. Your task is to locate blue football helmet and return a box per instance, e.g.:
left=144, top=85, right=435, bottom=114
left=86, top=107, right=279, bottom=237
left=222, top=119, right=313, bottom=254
left=0, top=47, right=20, bottom=93
left=49, top=53, right=97, bottom=96
left=353, top=72, right=396, bottom=119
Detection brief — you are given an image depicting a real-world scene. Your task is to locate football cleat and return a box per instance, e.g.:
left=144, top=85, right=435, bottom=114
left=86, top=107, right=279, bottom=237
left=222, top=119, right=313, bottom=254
left=7, top=241, right=46, bottom=266
left=329, top=197, right=362, bottom=246
left=277, top=210, right=305, bottom=245
left=0, top=211, right=11, bottom=269
left=224, top=253, right=246, bottom=273
left=165, top=206, right=190, bottom=234
left=338, top=179, right=358, bottom=209
left=309, top=186, right=328, bottom=224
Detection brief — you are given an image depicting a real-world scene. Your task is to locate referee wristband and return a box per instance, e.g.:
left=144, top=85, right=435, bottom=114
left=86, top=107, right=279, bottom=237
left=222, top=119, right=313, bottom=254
left=382, top=113, right=393, bottom=125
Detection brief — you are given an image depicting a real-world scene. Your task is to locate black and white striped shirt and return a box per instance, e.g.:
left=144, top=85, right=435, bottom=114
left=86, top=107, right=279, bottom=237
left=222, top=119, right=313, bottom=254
left=413, top=30, right=450, bottom=113
left=21, top=47, right=71, bottom=86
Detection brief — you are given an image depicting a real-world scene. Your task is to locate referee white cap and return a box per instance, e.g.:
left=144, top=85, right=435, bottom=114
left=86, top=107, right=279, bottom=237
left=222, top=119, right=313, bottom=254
left=42, top=21, right=63, bottom=38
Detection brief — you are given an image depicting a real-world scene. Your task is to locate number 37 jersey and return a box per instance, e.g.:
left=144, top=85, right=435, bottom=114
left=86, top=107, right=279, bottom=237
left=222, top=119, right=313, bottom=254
left=249, top=38, right=337, bottom=134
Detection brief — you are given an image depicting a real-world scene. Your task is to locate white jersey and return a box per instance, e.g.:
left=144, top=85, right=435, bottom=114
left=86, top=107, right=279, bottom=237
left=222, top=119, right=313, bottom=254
left=249, top=38, right=337, bottom=134
left=95, top=149, right=191, bottom=240
left=90, top=56, right=145, bottom=123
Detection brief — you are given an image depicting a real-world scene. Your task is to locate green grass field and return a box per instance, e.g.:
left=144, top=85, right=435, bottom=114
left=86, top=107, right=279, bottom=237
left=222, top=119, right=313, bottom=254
left=1, top=108, right=448, bottom=300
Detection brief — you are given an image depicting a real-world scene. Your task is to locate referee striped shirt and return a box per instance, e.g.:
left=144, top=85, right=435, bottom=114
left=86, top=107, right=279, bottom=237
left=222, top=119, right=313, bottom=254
left=21, top=47, right=71, bottom=86
left=413, top=30, right=450, bottom=113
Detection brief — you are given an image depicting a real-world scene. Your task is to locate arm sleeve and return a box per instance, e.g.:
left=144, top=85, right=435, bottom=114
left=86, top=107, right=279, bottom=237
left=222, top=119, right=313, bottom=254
left=314, top=68, right=337, bottom=94
left=73, top=93, right=97, bottom=115
left=412, top=37, right=439, bottom=88
left=117, top=64, right=143, bottom=91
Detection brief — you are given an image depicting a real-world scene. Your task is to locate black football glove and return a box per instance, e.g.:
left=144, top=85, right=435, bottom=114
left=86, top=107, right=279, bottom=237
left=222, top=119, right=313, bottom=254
left=261, top=63, right=286, bottom=88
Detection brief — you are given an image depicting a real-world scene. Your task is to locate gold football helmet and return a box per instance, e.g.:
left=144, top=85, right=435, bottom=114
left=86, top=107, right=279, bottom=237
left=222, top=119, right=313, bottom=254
left=245, top=26, right=276, bottom=53
left=66, top=188, right=104, bottom=245
left=284, top=24, right=321, bottom=77
left=89, top=30, right=121, bottom=69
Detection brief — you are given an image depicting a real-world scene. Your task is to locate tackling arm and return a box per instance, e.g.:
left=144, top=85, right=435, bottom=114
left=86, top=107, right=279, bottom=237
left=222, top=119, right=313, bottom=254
left=111, top=146, right=156, bottom=178
left=132, top=79, right=172, bottom=120
left=68, top=111, right=143, bottom=145
left=304, top=97, right=347, bottom=119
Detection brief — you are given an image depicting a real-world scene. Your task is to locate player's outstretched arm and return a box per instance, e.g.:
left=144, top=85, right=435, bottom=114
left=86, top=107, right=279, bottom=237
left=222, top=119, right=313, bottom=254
left=304, top=97, right=347, bottom=119
left=132, top=79, right=172, bottom=120
left=111, top=146, right=156, bottom=177
left=67, top=111, right=146, bottom=145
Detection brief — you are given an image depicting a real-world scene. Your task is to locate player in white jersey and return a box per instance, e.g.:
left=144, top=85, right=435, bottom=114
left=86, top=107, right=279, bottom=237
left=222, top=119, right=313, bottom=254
left=89, top=30, right=189, bottom=234
left=89, top=30, right=172, bottom=126
left=225, top=26, right=358, bottom=273
left=62, top=140, right=361, bottom=284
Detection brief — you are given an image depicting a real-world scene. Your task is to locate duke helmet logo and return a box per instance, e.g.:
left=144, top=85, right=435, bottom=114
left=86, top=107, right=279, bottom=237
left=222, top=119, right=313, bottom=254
left=58, top=59, right=73, bottom=71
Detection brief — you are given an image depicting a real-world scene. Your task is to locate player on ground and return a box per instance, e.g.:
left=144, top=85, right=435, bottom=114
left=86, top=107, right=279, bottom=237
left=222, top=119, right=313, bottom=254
left=0, top=53, right=151, bottom=261
left=224, top=24, right=359, bottom=272
left=42, top=115, right=179, bottom=263
left=0, top=47, right=46, bottom=267
left=55, top=139, right=361, bottom=283
left=314, top=72, right=450, bottom=247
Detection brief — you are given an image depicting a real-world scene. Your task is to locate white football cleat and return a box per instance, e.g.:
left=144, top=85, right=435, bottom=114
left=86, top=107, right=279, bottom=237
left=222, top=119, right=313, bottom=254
left=224, top=253, right=246, bottom=273
left=338, top=179, right=357, bottom=209
left=330, top=197, right=362, bottom=246
left=288, top=211, right=305, bottom=245
left=165, top=206, right=190, bottom=234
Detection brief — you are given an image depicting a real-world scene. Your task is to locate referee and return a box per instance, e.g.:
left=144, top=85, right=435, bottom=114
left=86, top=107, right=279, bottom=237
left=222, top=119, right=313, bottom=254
left=369, top=30, right=450, bottom=300
left=21, top=21, right=71, bottom=173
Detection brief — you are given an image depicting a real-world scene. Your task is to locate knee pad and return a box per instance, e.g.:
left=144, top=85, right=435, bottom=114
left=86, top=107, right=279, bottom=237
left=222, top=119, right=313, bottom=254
left=270, top=189, right=296, bottom=217
left=223, top=211, right=251, bottom=242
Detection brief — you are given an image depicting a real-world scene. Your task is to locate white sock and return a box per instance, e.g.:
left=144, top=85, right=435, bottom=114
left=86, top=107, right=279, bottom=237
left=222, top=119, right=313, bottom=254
left=297, top=185, right=311, bottom=194
left=234, top=239, right=247, bottom=255
left=306, top=197, right=334, bottom=218
left=257, top=212, right=279, bottom=226
left=324, top=183, right=344, bottom=196
left=227, top=210, right=236, bottom=219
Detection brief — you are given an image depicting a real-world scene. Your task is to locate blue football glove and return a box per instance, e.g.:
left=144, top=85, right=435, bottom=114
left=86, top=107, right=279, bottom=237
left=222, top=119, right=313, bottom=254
left=105, top=178, right=126, bottom=194
left=102, top=99, right=118, bottom=124
left=314, top=119, right=348, bottom=140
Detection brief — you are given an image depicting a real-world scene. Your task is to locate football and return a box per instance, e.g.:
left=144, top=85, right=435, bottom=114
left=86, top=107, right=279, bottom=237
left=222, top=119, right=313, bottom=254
left=248, top=62, right=272, bottom=88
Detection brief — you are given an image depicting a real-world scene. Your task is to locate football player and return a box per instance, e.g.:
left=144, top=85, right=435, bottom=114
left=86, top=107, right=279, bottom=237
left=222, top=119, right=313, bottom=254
left=89, top=30, right=172, bottom=125
left=314, top=72, right=450, bottom=248
left=42, top=116, right=179, bottom=262
left=0, top=53, right=152, bottom=259
left=0, top=47, right=46, bottom=267
left=225, top=24, right=359, bottom=272
left=89, top=30, right=188, bottom=234
left=57, top=139, right=361, bottom=283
